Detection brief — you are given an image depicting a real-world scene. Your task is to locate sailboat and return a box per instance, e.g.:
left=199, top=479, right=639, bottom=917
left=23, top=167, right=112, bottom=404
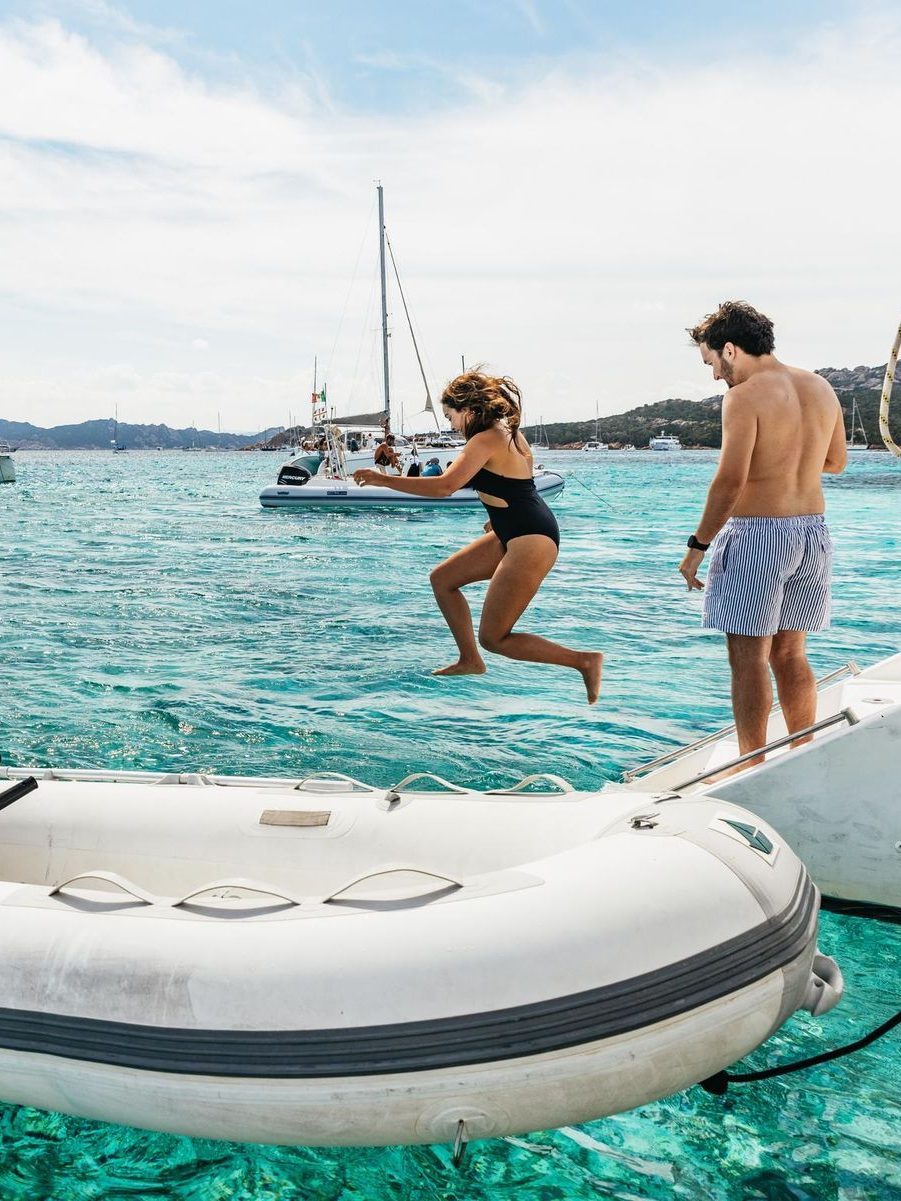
left=530, top=417, right=550, bottom=453
left=582, top=404, right=608, bottom=452
left=110, top=407, right=127, bottom=453
left=261, top=187, right=563, bottom=510
left=846, top=397, right=871, bottom=452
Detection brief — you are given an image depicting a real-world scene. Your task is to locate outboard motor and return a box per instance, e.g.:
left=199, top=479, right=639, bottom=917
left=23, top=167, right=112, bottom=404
left=276, top=464, right=312, bottom=486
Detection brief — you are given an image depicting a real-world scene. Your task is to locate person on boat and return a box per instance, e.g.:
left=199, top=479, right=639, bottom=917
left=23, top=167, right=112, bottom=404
left=680, top=300, right=847, bottom=769
left=374, top=435, right=400, bottom=473
left=422, top=457, right=443, bottom=477
left=353, top=371, right=603, bottom=703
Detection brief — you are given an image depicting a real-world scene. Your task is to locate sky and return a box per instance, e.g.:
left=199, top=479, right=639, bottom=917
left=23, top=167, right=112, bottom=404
left=0, top=0, right=898, bottom=433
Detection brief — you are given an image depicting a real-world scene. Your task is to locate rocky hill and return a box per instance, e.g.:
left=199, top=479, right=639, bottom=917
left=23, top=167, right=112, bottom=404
left=524, top=364, right=897, bottom=449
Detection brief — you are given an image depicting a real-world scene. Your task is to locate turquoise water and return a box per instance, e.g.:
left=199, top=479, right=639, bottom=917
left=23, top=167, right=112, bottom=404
left=1, top=448, right=899, bottom=1200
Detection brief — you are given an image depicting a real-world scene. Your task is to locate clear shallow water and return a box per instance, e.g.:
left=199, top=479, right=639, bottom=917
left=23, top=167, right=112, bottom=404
left=1, top=448, right=899, bottom=1200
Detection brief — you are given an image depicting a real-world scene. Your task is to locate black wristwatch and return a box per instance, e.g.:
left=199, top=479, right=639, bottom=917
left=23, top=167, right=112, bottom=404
left=687, top=534, right=710, bottom=552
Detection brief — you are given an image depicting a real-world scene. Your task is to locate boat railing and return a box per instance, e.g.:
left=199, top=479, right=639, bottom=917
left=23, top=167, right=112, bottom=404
left=622, top=660, right=861, bottom=782
left=670, top=707, right=859, bottom=791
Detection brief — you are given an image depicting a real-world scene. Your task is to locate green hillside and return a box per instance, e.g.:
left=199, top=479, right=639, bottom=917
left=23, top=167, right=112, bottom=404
left=524, top=364, right=900, bottom=449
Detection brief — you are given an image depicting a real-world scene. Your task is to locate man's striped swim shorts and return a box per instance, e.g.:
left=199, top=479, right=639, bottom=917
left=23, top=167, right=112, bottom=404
left=702, top=514, right=834, bottom=637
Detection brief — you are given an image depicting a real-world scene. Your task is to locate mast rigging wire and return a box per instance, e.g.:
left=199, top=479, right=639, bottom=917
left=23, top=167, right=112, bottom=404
left=385, top=232, right=441, bottom=431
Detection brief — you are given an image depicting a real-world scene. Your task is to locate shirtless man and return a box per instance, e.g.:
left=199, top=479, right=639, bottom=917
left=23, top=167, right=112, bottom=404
left=373, top=434, right=400, bottom=474
left=679, top=301, right=847, bottom=766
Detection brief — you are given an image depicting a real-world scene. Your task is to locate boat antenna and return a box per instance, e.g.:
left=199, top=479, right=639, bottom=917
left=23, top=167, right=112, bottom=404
left=878, top=318, right=901, bottom=458
left=377, top=184, right=391, bottom=433
left=385, top=231, right=440, bottom=432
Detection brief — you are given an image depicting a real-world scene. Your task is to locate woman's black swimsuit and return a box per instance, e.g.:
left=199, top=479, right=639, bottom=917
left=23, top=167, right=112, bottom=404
left=468, top=467, right=560, bottom=549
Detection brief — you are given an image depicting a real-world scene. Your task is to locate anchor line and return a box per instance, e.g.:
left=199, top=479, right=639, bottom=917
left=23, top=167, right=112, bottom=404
left=565, top=472, right=618, bottom=510
left=700, top=1004, right=901, bottom=1095
left=878, top=318, right=901, bottom=458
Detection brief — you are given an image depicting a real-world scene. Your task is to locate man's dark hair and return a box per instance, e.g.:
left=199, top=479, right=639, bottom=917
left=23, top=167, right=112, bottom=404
left=688, top=301, right=775, bottom=356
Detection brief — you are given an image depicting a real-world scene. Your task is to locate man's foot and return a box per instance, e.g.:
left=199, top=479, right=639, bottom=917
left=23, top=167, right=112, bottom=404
left=432, top=659, right=487, bottom=676
left=580, top=652, right=604, bottom=705
left=704, top=756, right=765, bottom=785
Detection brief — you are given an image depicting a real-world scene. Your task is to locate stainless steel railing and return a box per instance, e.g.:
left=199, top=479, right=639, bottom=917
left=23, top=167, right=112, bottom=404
left=670, top=708, right=858, bottom=791
left=621, top=660, right=861, bottom=783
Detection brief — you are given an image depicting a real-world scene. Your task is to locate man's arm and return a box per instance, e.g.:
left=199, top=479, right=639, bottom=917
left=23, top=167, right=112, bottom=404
left=823, top=399, right=847, bottom=474
left=694, top=391, right=757, bottom=542
left=678, top=389, right=756, bottom=590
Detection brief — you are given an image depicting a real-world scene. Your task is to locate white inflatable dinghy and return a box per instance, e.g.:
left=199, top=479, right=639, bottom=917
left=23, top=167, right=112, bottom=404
left=0, top=768, right=842, bottom=1147
left=259, top=469, right=565, bottom=509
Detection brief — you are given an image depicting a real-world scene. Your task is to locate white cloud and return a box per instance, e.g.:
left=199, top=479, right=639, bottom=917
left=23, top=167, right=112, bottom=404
left=0, top=12, right=898, bottom=430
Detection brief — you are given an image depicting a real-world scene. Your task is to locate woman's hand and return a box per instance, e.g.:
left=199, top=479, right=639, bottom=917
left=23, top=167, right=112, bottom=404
left=354, top=468, right=380, bottom=487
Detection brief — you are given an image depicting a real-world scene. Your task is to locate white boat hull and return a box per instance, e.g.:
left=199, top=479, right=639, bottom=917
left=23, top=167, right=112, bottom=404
left=0, top=455, right=15, bottom=483
left=622, top=651, right=901, bottom=912
left=0, top=769, right=838, bottom=1146
left=260, top=471, right=565, bottom=508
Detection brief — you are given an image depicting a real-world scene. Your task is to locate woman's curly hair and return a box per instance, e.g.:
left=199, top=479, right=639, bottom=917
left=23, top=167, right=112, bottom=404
left=440, top=370, right=524, bottom=447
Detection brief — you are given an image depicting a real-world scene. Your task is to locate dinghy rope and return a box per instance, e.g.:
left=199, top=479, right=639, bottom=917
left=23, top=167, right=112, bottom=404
left=701, top=1004, right=901, bottom=1095
left=878, top=317, right=901, bottom=457
left=564, top=471, right=618, bottom=509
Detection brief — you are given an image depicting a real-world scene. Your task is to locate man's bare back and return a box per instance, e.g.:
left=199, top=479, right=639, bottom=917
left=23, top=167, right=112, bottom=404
left=724, top=363, right=846, bottom=518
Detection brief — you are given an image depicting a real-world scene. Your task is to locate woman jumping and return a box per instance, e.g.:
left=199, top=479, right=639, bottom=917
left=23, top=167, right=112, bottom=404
left=353, top=371, right=603, bottom=703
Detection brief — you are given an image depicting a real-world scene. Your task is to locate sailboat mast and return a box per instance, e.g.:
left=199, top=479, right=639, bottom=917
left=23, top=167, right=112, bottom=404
left=377, top=184, right=391, bottom=431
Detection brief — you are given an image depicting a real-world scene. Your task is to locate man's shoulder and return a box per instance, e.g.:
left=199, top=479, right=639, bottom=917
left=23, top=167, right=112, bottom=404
left=787, top=364, right=838, bottom=398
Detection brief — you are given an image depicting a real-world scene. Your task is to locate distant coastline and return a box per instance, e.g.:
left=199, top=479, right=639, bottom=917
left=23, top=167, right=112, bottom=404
left=0, top=419, right=283, bottom=452
left=3, top=364, right=894, bottom=451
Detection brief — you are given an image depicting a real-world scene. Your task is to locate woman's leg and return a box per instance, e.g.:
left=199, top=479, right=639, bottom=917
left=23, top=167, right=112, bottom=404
left=429, top=532, right=505, bottom=675
left=478, top=535, right=603, bottom=703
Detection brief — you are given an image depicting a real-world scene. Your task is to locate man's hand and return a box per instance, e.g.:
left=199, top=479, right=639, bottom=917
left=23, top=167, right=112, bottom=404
left=679, top=548, right=706, bottom=591
left=353, top=468, right=380, bottom=487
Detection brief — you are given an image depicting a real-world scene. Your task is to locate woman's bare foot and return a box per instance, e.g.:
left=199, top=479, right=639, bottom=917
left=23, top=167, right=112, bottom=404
left=580, top=652, right=604, bottom=704
left=432, top=659, right=487, bottom=677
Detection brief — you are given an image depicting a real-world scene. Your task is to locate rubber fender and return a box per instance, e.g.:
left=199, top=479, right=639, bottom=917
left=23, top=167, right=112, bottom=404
left=801, top=951, right=844, bottom=1016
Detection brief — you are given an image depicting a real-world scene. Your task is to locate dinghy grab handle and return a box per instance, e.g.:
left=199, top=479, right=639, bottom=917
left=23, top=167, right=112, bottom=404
left=49, top=871, right=160, bottom=905
left=293, top=771, right=377, bottom=793
left=172, top=878, right=305, bottom=907
left=390, top=773, right=470, bottom=794
left=318, top=865, right=465, bottom=904
left=487, top=774, right=574, bottom=795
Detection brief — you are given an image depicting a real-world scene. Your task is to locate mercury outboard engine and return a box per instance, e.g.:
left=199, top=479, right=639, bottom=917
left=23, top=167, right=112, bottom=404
left=276, top=464, right=312, bottom=486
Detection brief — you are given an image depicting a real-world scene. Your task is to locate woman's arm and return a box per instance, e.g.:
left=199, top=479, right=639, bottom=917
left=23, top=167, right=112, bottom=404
left=354, top=432, right=501, bottom=496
